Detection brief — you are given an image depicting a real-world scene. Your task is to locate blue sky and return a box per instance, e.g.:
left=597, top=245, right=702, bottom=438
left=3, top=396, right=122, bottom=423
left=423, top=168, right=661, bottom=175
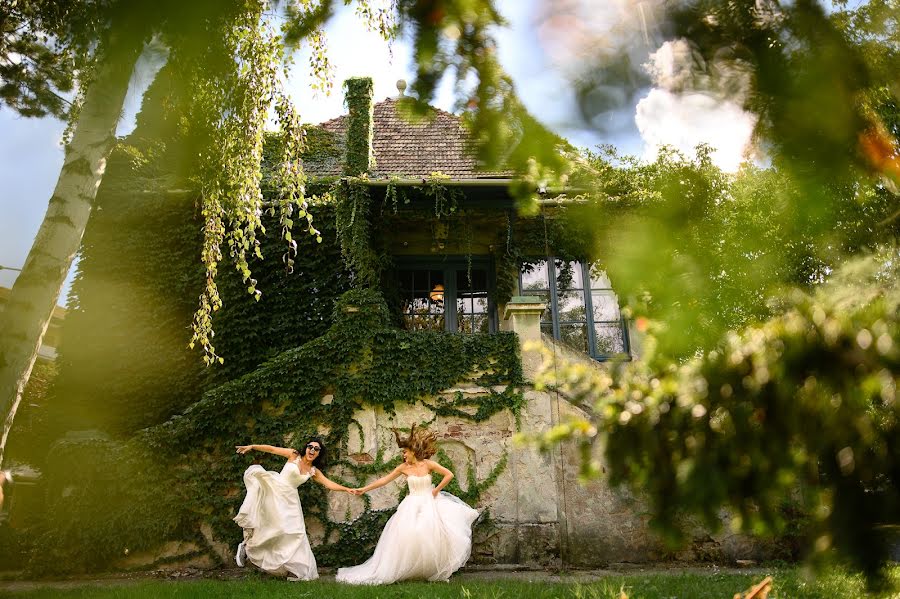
left=0, top=0, right=753, bottom=305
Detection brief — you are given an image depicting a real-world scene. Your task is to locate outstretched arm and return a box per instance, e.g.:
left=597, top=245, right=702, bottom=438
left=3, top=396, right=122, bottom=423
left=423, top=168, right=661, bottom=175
left=359, top=465, right=405, bottom=493
left=427, top=460, right=454, bottom=497
left=312, top=469, right=353, bottom=493
left=235, top=444, right=297, bottom=459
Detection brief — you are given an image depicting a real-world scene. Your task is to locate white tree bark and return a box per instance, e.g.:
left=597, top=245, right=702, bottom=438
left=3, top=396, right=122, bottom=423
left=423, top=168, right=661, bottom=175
left=0, top=35, right=143, bottom=467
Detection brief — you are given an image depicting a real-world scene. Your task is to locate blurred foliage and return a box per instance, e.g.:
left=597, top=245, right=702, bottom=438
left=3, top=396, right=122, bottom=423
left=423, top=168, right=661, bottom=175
left=5, top=361, right=56, bottom=466
left=45, top=163, right=349, bottom=438
left=521, top=0, right=900, bottom=589
left=392, top=0, right=573, bottom=185
left=575, top=143, right=900, bottom=359
left=530, top=248, right=900, bottom=588
left=8, top=0, right=900, bottom=585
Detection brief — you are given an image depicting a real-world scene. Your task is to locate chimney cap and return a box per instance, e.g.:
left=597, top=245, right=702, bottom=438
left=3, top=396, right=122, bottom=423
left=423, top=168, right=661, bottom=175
left=396, top=79, right=407, bottom=96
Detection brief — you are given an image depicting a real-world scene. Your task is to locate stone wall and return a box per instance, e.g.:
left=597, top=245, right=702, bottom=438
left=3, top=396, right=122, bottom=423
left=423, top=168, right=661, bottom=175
left=114, top=299, right=776, bottom=572
left=312, top=351, right=778, bottom=568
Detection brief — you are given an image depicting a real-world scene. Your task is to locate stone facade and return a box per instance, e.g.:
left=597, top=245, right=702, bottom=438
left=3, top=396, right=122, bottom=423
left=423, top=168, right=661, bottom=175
left=115, top=297, right=774, bottom=571
left=290, top=297, right=774, bottom=568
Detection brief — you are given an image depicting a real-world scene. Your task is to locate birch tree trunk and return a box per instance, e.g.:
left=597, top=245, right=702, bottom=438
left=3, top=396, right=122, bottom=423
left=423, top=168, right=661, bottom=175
left=0, top=33, right=144, bottom=467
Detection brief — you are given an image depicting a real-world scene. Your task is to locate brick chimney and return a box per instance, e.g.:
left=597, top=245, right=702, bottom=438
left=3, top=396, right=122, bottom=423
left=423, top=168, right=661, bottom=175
left=343, top=77, right=375, bottom=176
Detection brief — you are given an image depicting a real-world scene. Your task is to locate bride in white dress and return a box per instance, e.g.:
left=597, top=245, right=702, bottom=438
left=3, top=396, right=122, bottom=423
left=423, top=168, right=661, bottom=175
left=336, top=425, right=479, bottom=585
left=233, top=438, right=353, bottom=580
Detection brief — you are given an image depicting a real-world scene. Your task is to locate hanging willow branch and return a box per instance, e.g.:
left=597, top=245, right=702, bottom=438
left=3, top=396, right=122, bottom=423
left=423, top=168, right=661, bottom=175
left=186, top=3, right=394, bottom=366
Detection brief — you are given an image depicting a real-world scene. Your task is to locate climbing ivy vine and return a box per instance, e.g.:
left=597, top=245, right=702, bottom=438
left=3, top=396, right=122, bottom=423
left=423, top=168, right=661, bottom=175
left=25, top=288, right=523, bottom=574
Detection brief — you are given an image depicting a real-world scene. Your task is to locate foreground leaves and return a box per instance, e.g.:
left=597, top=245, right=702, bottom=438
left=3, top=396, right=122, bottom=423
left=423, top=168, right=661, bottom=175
left=529, top=249, right=900, bottom=588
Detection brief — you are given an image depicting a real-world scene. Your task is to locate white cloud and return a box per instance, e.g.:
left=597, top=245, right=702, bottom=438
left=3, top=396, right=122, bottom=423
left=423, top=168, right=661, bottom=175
left=636, top=39, right=756, bottom=172
left=643, top=38, right=699, bottom=93
left=635, top=88, right=755, bottom=172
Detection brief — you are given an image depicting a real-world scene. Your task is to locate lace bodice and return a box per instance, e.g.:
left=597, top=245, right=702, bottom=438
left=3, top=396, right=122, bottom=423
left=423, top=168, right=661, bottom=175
left=280, top=461, right=315, bottom=488
left=406, top=474, right=434, bottom=497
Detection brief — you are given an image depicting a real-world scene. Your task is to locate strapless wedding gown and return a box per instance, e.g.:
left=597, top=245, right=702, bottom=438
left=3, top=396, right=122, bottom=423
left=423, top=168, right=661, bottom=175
left=233, top=461, right=318, bottom=580
left=336, top=474, right=479, bottom=584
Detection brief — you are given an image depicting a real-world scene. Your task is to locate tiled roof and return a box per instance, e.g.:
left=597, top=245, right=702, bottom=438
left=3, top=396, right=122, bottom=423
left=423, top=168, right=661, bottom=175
left=303, top=97, right=514, bottom=179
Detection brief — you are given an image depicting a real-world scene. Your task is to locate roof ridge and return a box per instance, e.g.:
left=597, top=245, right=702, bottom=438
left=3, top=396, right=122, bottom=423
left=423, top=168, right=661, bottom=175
left=300, top=93, right=515, bottom=179
left=311, top=96, right=464, bottom=129
left=374, top=96, right=464, bottom=124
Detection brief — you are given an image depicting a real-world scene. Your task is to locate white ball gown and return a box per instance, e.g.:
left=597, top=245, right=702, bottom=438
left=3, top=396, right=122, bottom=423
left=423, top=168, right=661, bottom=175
left=336, top=474, right=479, bottom=585
left=233, top=461, right=318, bottom=580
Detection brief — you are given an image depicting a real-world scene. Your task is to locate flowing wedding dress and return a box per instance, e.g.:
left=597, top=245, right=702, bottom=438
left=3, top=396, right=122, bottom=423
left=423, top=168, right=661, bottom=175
left=336, top=474, right=479, bottom=585
left=233, top=461, right=318, bottom=580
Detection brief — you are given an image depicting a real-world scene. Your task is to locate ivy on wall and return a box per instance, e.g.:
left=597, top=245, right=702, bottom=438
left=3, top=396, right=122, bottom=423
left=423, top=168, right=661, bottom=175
left=334, top=179, right=388, bottom=288
left=492, top=206, right=598, bottom=305
left=25, top=288, right=522, bottom=574
left=343, top=77, right=375, bottom=176
left=15, top=78, right=558, bottom=573
left=44, top=147, right=352, bottom=440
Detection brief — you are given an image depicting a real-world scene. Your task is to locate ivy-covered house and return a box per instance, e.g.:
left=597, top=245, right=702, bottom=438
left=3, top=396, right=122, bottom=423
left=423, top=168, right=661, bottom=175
left=307, top=79, right=633, bottom=361
left=1, top=75, right=773, bottom=574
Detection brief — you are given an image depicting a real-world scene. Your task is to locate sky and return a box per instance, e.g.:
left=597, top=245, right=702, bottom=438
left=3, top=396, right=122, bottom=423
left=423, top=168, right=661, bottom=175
left=0, top=0, right=755, bottom=306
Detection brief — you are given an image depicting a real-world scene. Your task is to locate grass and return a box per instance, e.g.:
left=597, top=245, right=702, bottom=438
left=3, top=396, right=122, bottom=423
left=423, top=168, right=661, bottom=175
left=0, top=567, right=898, bottom=599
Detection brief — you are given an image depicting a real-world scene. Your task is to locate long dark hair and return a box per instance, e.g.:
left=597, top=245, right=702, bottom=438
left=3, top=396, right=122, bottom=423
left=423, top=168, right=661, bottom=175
left=296, top=436, right=327, bottom=469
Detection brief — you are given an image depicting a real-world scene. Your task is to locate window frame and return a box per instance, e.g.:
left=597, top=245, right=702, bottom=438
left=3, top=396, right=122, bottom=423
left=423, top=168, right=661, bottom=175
left=394, top=256, right=498, bottom=334
left=519, top=258, right=631, bottom=361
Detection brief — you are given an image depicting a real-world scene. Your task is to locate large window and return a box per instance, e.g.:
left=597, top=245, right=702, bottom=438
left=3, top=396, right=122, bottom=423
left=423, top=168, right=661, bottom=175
left=397, top=259, right=496, bottom=333
left=520, top=259, right=629, bottom=360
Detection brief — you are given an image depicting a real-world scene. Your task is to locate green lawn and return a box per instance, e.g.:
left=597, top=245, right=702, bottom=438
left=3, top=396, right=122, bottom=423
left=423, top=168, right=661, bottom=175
left=1, top=568, right=898, bottom=599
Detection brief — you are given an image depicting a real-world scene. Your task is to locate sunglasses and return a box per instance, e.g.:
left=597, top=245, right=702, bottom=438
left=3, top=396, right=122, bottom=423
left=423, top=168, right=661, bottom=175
left=305, top=444, right=321, bottom=453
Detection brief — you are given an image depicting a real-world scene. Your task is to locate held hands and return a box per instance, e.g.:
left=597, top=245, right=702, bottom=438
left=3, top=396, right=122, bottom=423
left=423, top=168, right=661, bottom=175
left=432, top=489, right=440, bottom=498
left=347, top=488, right=365, bottom=496
left=235, top=445, right=253, bottom=454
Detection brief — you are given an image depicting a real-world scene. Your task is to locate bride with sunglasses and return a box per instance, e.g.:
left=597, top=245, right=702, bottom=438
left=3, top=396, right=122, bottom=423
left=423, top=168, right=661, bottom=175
left=233, top=438, right=353, bottom=581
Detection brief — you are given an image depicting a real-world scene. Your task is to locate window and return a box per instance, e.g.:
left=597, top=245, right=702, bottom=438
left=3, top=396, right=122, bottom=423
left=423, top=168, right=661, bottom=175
left=520, top=259, right=629, bottom=360
left=397, top=259, right=496, bottom=333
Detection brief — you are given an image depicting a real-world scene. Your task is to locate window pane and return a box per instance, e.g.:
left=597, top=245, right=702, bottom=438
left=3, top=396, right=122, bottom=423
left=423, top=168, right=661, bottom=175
left=427, top=270, right=444, bottom=288
left=520, top=260, right=549, bottom=292
left=589, top=264, right=612, bottom=288
left=399, top=270, right=415, bottom=292
left=401, top=295, right=430, bottom=314
left=401, top=289, right=443, bottom=319
left=456, top=296, right=473, bottom=316
left=429, top=297, right=445, bottom=314
left=521, top=290, right=552, bottom=324
left=424, top=270, right=445, bottom=309
left=594, top=323, right=626, bottom=355
left=591, top=292, right=620, bottom=321
left=404, top=314, right=445, bottom=331
left=457, top=316, right=473, bottom=334
left=455, top=269, right=490, bottom=334
left=554, top=260, right=584, bottom=290
left=559, top=322, right=589, bottom=353
left=557, top=289, right=586, bottom=321
left=457, top=268, right=487, bottom=292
